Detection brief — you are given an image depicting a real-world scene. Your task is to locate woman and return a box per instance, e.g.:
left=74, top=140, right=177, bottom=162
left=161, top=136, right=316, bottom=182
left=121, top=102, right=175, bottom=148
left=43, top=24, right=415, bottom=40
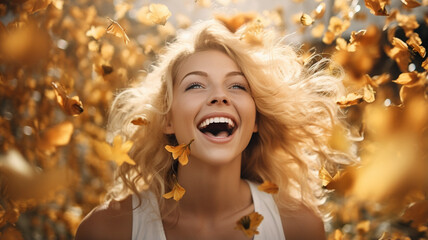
left=76, top=19, right=352, bottom=240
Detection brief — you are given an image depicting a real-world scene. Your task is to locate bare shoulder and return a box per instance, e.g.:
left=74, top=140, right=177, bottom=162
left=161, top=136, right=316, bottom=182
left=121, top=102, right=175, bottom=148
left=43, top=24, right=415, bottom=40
left=75, top=195, right=133, bottom=240
left=280, top=204, right=326, bottom=240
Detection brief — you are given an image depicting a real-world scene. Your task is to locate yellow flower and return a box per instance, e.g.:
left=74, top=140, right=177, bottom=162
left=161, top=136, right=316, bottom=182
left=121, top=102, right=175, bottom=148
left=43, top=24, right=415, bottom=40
left=235, top=212, right=264, bottom=238
left=94, top=135, right=135, bottom=166
left=257, top=181, right=279, bottom=194
left=162, top=182, right=185, bottom=201
left=165, top=139, right=194, bottom=166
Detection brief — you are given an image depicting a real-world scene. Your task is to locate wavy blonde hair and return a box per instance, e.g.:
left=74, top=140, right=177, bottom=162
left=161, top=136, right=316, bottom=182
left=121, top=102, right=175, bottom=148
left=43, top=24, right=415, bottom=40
left=106, top=19, right=353, bottom=216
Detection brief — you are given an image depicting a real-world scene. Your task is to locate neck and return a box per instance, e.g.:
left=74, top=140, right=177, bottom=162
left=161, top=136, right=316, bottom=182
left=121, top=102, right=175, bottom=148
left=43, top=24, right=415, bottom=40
left=175, top=156, right=251, bottom=218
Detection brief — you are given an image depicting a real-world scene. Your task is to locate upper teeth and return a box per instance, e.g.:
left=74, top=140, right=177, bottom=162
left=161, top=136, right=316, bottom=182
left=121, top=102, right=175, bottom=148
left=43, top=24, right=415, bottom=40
left=198, top=117, right=235, bottom=129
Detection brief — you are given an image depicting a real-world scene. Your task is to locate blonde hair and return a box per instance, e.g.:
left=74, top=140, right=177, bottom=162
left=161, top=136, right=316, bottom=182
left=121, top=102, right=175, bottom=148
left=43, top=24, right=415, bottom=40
left=106, top=19, right=353, bottom=216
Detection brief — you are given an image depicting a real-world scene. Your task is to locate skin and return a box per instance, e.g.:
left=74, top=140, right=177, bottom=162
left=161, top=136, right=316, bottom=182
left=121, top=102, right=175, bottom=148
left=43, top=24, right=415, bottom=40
left=75, top=50, right=326, bottom=240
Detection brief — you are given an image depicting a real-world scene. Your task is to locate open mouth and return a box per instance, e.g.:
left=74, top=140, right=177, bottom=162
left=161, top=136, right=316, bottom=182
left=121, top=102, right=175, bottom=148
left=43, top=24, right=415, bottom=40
left=198, top=117, right=236, bottom=137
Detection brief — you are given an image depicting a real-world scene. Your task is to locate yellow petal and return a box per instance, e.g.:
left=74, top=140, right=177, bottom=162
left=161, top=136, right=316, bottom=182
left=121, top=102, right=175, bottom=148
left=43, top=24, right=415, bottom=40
left=178, top=148, right=189, bottom=166
left=106, top=18, right=130, bottom=45
left=319, top=167, right=333, bottom=187
left=163, top=182, right=186, bottom=201
left=401, top=0, right=421, bottom=8
left=258, top=181, right=279, bottom=194
left=131, top=117, right=149, bottom=126
left=336, top=92, right=364, bottom=107
left=364, top=0, right=389, bottom=16
left=215, top=12, right=257, bottom=33
left=51, top=82, right=83, bottom=116
left=300, top=13, right=314, bottom=26
left=165, top=139, right=194, bottom=165
left=235, top=212, right=264, bottom=238
left=148, top=3, right=171, bottom=26
left=363, top=84, right=376, bottom=103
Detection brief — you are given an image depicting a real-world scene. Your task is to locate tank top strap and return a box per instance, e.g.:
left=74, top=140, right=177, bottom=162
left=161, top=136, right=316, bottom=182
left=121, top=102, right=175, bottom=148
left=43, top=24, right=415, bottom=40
left=246, top=180, right=286, bottom=240
left=132, top=191, right=166, bottom=240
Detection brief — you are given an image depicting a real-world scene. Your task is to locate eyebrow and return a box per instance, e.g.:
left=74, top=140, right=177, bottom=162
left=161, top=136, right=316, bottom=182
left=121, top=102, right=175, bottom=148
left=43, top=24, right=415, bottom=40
left=180, top=71, right=245, bottom=84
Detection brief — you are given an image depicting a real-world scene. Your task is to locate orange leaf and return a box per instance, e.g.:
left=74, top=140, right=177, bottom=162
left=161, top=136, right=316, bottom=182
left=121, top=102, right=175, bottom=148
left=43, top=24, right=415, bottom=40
left=401, top=0, right=421, bottom=8
left=215, top=12, right=257, bottom=33
left=163, top=182, right=185, bottom=201
left=131, top=117, right=149, bottom=126
left=106, top=17, right=130, bottom=45
left=393, top=72, right=425, bottom=86
left=364, top=0, right=389, bottom=16
left=337, top=92, right=364, bottom=107
left=402, top=200, right=428, bottom=227
left=235, top=212, right=264, bottom=238
left=258, top=181, right=279, bottom=194
left=51, top=82, right=84, bottom=116
left=165, top=139, right=194, bottom=166
left=94, top=135, right=135, bottom=166
left=38, top=121, right=74, bottom=155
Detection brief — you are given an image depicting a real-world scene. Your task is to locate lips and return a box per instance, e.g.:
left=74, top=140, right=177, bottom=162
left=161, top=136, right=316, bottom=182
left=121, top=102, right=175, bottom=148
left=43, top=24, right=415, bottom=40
left=197, top=115, right=237, bottom=138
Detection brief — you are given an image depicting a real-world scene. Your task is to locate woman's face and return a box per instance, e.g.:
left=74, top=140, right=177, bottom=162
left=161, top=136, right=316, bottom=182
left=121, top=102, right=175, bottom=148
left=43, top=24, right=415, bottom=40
left=165, top=50, right=257, bottom=166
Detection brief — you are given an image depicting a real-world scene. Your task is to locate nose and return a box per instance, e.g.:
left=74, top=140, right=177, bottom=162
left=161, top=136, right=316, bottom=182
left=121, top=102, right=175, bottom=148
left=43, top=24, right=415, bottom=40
left=210, top=97, right=229, bottom=104
left=208, top=88, right=230, bottom=105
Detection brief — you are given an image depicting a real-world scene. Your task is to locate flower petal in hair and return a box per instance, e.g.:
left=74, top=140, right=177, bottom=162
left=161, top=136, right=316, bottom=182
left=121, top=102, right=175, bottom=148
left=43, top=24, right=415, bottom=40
left=165, top=139, right=194, bottom=166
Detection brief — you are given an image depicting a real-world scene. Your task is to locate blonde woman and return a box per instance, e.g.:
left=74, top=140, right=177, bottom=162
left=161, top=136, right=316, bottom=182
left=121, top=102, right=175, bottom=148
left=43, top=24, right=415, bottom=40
left=76, top=19, right=352, bottom=240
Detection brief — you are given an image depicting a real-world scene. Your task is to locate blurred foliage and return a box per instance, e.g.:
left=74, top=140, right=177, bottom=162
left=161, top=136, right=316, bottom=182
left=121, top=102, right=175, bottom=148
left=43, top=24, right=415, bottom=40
left=0, top=0, right=427, bottom=239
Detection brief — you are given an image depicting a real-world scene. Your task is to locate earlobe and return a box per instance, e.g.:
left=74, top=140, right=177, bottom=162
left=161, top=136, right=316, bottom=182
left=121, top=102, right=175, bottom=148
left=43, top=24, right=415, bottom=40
left=253, top=123, right=258, bottom=133
left=163, top=116, right=175, bottom=134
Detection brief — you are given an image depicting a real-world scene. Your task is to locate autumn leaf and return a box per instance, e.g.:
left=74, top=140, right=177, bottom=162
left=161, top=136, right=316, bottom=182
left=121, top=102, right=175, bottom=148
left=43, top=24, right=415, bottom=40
left=106, top=17, right=130, bottom=45
left=406, top=33, right=426, bottom=58
left=163, top=182, right=185, bottom=201
left=337, top=92, right=364, bottom=107
left=311, top=23, right=325, bottom=38
left=422, top=58, right=428, bottom=71
left=311, top=2, right=326, bottom=19
left=328, top=124, right=352, bottom=153
left=131, top=117, right=149, bottom=126
left=37, top=121, right=74, bottom=155
left=401, top=0, right=421, bottom=8
left=215, top=12, right=257, bottom=33
left=51, top=82, right=84, bottom=116
left=300, top=13, right=314, bottom=26
left=239, top=18, right=264, bottom=45
left=319, top=166, right=356, bottom=194
left=85, top=25, right=106, bottom=40
left=147, top=4, right=171, bottom=26
left=258, top=180, right=279, bottom=194
left=94, top=135, right=135, bottom=166
left=363, top=84, right=376, bottom=103
left=393, top=71, right=426, bottom=86
left=364, top=0, right=389, bottom=16
left=235, top=212, right=264, bottom=238
left=165, top=139, right=194, bottom=166
left=385, top=37, right=411, bottom=72
left=402, top=200, right=428, bottom=227
left=328, top=16, right=350, bottom=36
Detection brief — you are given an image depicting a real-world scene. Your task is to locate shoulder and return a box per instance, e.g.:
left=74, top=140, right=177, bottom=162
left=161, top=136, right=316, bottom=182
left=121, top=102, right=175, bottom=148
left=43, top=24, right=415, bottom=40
left=75, top=195, right=133, bottom=240
left=280, top=204, right=326, bottom=240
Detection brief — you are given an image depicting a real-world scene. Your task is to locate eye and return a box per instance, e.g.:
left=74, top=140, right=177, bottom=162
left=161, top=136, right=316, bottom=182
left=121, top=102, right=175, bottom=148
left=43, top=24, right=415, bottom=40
left=185, top=82, right=204, bottom=91
left=230, top=83, right=248, bottom=91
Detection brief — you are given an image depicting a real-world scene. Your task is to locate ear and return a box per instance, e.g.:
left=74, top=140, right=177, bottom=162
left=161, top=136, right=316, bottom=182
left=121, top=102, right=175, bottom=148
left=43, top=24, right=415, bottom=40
left=253, top=122, right=258, bottom=133
left=163, top=114, right=175, bottom=134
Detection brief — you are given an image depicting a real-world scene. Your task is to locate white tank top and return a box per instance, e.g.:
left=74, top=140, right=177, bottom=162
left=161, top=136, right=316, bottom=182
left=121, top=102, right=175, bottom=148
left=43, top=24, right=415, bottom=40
left=132, top=180, right=286, bottom=240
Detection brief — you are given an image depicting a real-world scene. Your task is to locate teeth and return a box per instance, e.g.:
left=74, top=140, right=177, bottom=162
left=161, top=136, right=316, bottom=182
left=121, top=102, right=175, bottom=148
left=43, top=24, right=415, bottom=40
left=198, top=117, right=235, bottom=129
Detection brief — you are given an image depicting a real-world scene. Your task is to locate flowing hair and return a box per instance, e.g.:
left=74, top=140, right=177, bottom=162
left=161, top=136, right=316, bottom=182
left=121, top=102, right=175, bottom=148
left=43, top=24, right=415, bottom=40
left=105, top=19, right=354, bottom=217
